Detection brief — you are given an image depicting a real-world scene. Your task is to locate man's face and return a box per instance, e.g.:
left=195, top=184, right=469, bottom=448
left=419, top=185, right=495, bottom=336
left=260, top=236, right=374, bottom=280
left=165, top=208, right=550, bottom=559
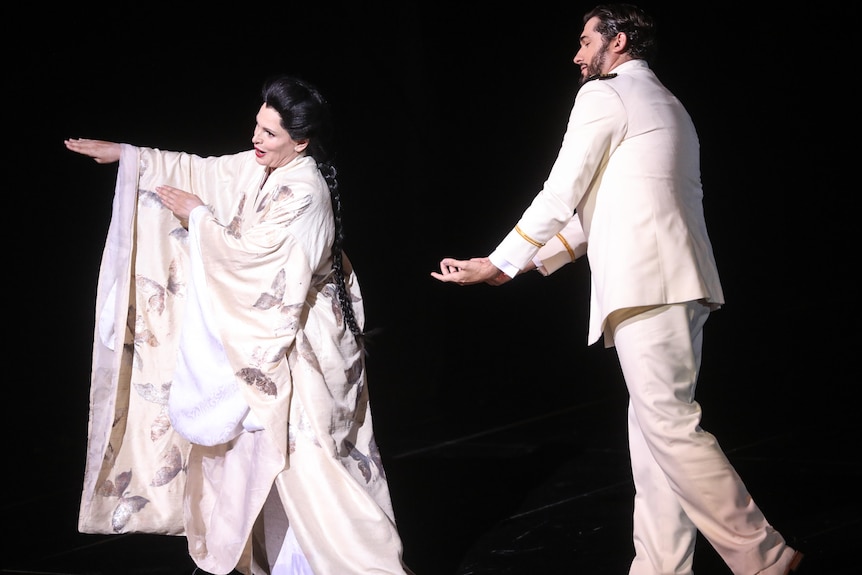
left=573, top=16, right=609, bottom=84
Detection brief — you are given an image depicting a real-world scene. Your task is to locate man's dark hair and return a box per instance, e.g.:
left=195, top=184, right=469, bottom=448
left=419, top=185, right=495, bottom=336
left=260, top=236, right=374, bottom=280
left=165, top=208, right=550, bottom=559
left=584, top=4, right=657, bottom=63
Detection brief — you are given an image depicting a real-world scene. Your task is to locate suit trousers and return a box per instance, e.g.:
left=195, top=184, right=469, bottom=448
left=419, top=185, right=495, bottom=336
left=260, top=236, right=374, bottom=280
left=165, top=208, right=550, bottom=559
left=612, top=301, right=796, bottom=575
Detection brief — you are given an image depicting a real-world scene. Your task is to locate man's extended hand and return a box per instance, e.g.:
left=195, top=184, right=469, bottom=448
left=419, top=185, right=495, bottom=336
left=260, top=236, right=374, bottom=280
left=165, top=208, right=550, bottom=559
left=430, top=257, right=511, bottom=286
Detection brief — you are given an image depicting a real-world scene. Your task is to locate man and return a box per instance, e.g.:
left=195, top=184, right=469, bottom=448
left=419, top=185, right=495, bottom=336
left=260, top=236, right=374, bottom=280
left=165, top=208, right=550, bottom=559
left=431, top=4, right=803, bottom=574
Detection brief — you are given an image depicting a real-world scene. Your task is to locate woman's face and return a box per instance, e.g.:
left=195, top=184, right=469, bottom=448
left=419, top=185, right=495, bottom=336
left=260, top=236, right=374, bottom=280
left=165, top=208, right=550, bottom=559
left=251, top=103, right=308, bottom=170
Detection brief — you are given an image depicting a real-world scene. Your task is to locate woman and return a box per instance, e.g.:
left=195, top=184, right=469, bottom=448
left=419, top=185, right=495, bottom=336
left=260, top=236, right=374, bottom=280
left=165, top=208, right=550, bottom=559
left=65, top=74, right=413, bottom=575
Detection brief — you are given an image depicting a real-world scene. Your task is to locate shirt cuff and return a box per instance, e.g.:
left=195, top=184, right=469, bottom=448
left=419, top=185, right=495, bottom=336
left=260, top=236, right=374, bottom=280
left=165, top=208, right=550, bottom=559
left=532, top=255, right=549, bottom=276
left=488, top=251, right=521, bottom=278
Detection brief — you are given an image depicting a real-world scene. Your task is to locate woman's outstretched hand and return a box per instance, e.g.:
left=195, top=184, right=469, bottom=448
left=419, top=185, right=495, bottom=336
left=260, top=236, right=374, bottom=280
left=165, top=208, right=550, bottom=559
left=64, top=138, right=121, bottom=164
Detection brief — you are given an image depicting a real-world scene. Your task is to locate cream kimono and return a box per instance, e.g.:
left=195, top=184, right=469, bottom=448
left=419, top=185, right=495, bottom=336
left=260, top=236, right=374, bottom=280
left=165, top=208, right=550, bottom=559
left=78, top=145, right=409, bottom=574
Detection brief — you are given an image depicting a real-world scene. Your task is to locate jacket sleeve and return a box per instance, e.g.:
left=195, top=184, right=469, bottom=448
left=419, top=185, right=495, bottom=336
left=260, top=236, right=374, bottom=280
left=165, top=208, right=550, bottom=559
left=534, top=215, right=587, bottom=276
left=490, top=82, right=625, bottom=272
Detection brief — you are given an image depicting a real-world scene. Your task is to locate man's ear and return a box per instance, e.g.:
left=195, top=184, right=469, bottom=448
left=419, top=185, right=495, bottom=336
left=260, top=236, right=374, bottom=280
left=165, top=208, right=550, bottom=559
left=612, top=32, right=628, bottom=53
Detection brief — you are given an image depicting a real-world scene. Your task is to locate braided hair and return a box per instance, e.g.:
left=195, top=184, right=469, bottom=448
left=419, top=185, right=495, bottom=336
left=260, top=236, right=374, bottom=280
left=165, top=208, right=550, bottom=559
left=260, top=74, right=364, bottom=340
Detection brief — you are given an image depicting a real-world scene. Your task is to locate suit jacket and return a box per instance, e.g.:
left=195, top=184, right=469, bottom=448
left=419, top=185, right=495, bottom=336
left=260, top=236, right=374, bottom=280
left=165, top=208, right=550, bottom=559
left=490, top=59, right=724, bottom=345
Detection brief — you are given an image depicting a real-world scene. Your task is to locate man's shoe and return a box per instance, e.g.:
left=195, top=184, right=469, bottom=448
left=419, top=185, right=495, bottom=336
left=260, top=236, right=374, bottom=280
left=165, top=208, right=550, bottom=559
left=785, top=551, right=804, bottom=574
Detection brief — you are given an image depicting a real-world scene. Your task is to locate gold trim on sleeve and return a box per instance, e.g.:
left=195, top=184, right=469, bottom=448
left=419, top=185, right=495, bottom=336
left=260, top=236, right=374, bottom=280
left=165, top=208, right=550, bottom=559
left=556, top=233, right=576, bottom=262
left=515, top=225, right=545, bottom=247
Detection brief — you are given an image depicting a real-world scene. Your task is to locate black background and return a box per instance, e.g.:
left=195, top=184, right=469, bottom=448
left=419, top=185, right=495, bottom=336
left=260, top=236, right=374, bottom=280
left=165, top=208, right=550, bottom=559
left=7, top=1, right=858, bottom=573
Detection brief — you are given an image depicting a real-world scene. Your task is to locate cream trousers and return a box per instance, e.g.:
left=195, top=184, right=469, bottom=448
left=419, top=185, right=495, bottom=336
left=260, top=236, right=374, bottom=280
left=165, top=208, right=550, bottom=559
left=613, top=301, right=796, bottom=575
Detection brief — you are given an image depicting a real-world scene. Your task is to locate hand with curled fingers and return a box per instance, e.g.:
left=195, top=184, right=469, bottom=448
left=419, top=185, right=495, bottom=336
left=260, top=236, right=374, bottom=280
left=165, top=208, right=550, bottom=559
left=430, top=257, right=507, bottom=286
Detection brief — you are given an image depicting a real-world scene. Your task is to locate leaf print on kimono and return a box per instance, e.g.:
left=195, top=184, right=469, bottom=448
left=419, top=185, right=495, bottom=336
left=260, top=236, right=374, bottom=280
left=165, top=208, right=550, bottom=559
left=136, top=275, right=166, bottom=315
left=287, top=425, right=297, bottom=454
left=272, top=185, right=312, bottom=226
left=149, top=410, right=172, bottom=442
left=95, top=469, right=153, bottom=532
left=129, top=312, right=160, bottom=371
left=132, top=312, right=159, bottom=347
left=138, top=188, right=162, bottom=208
left=145, top=187, right=194, bottom=234
left=296, top=331, right=322, bottom=374
left=133, top=382, right=172, bottom=441
left=150, top=444, right=185, bottom=487
left=288, top=402, right=321, bottom=453
left=255, top=183, right=279, bottom=213
left=272, top=185, right=294, bottom=202
left=276, top=302, right=304, bottom=337
left=169, top=227, right=189, bottom=242
left=345, top=357, right=363, bottom=388
left=166, top=259, right=185, bottom=297
left=134, top=382, right=170, bottom=406
left=320, top=284, right=344, bottom=327
left=249, top=344, right=290, bottom=367
left=344, top=437, right=386, bottom=483
left=112, top=494, right=150, bottom=532
left=254, top=269, right=285, bottom=311
left=97, top=469, right=132, bottom=498
left=121, top=306, right=140, bottom=368
left=236, top=367, right=278, bottom=397
left=252, top=269, right=304, bottom=336
left=226, top=193, right=246, bottom=239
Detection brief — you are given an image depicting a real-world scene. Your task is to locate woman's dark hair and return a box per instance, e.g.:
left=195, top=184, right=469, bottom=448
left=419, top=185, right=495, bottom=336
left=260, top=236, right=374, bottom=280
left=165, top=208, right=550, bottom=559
left=260, top=74, right=363, bottom=340
left=584, top=3, right=657, bottom=63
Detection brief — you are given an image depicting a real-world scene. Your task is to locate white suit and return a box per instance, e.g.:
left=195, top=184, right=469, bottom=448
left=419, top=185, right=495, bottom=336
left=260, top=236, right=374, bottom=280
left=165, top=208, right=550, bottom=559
left=489, top=60, right=797, bottom=574
left=493, top=59, right=723, bottom=345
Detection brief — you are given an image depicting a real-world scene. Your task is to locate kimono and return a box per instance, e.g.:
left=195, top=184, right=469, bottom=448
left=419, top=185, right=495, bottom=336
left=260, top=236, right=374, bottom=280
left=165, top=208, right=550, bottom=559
left=78, top=145, right=410, bottom=574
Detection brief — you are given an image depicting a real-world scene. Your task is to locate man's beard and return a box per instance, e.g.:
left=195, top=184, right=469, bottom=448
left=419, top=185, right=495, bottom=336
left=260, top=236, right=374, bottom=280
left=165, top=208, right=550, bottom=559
left=579, top=44, right=609, bottom=85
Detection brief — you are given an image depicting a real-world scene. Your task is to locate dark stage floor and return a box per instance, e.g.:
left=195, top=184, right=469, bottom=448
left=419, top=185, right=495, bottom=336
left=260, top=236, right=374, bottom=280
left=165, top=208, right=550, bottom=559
left=3, top=348, right=858, bottom=575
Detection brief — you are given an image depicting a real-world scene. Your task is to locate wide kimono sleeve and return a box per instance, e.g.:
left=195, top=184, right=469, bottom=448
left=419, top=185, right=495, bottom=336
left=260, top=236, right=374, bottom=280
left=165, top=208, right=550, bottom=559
left=78, top=145, right=256, bottom=537
left=186, top=165, right=331, bottom=460
left=490, top=82, right=626, bottom=273
left=79, top=145, right=200, bottom=535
